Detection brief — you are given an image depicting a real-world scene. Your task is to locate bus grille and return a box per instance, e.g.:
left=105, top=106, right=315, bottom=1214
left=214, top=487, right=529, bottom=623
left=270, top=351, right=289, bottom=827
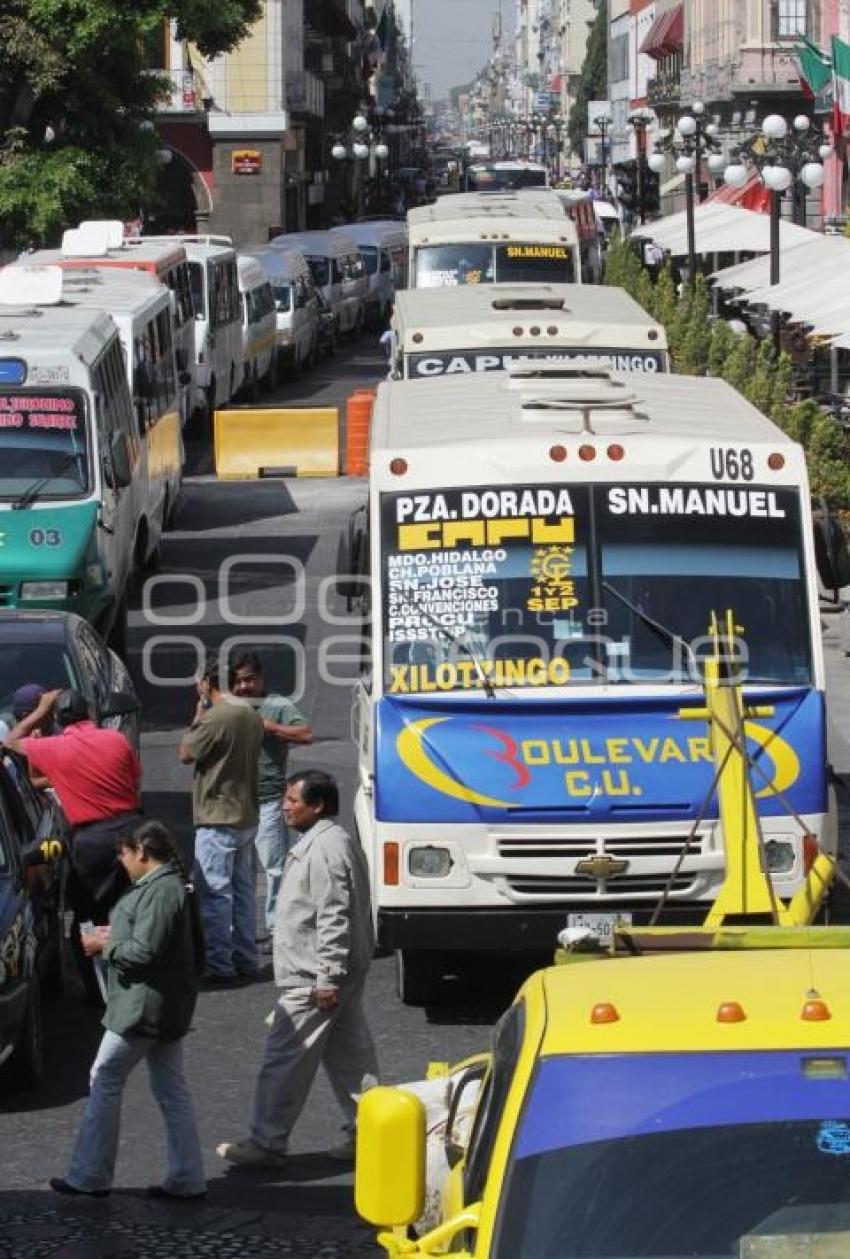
left=504, top=872, right=697, bottom=897
left=496, top=834, right=706, bottom=860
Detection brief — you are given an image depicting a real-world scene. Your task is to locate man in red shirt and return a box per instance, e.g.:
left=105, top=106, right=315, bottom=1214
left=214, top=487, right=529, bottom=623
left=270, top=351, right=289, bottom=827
left=5, top=688, right=143, bottom=921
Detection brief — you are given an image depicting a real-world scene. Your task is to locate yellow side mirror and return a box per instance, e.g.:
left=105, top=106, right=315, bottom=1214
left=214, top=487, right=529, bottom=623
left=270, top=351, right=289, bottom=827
left=355, top=1087, right=426, bottom=1227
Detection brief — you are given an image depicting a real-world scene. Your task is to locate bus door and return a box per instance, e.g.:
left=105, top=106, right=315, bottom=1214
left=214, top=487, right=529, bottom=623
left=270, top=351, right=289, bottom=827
left=133, top=307, right=181, bottom=543
left=92, top=338, right=139, bottom=599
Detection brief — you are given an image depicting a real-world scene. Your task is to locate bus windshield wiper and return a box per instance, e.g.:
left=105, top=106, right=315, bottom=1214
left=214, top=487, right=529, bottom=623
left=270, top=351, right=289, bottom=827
left=12, top=452, right=82, bottom=511
left=416, top=606, right=498, bottom=700
left=602, top=580, right=698, bottom=681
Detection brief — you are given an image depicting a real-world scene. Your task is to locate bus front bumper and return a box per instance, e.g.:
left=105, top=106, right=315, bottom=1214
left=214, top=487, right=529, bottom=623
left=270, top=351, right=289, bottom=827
left=377, top=904, right=710, bottom=953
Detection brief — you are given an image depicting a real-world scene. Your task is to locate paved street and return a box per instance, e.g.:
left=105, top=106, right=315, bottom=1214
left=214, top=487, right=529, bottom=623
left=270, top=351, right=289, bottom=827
left=0, top=336, right=529, bottom=1258
left=3, top=336, right=850, bottom=1256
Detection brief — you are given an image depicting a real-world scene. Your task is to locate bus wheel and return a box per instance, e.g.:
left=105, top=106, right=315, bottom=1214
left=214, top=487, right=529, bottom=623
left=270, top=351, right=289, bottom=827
left=395, top=949, right=443, bottom=1006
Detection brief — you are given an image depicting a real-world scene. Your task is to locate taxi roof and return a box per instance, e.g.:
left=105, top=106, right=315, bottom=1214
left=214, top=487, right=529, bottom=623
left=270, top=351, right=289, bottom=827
left=392, top=283, right=663, bottom=344
left=537, top=947, right=850, bottom=1054
left=371, top=367, right=796, bottom=459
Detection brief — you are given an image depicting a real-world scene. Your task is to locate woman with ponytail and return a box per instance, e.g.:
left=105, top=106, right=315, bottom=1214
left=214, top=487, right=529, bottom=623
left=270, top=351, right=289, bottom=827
left=50, top=821, right=207, bottom=1201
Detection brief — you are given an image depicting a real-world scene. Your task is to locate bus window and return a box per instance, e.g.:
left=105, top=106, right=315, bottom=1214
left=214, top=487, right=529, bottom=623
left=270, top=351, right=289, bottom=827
left=154, top=308, right=176, bottom=408
left=189, top=261, right=205, bottom=319
left=360, top=246, right=379, bottom=275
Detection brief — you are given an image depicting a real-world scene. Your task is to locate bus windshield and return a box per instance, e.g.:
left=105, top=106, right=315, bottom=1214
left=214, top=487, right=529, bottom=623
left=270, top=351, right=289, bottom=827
left=467, top=165, right=547, bottom=191
left=305, top=256, right=329, bottom=287
left=0, top=391, right=91, bottom=501
left=415, top=243, right=575, bottom=287
left=492, top=1050, right=850, bottom=1258
left=381, top=482, right=810, bottom=694
left=359, top=246, right=379, bottom=275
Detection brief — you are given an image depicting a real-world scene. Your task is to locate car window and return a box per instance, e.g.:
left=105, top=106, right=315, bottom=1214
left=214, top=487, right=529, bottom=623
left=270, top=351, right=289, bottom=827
left=0, top=758, right=35, bottom=845
left=0, top=643, right=77, bottom=718
left=463, top=1000, right=525, bottom=1204
left=77, top=624, right=109, bottom=705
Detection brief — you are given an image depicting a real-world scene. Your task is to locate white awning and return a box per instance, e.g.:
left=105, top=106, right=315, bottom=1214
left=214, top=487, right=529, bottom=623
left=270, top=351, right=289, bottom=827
left=631, top=203, right=816, bottom=259
left=658, top=172, right=685, bottom=197
left=712, top=234, right=850, bottom=342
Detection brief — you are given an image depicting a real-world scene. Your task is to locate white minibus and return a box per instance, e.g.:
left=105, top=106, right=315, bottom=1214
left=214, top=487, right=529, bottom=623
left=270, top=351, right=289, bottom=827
left=342, top=221, right=408, bottom=326
left=236, top=255, right=277, bottom=397
left=142, top=234, right=242, bottom=420
left=408, top=215, right=582, bottom=289
left=387, top=283, right=669, bottom=379
left=49, top=267, right=184, bottom=564
left=0, top=266, right=143, bottom=652
left=28, top=222, right=196, bottom=428
left=464, top=159, right=549, bottom=191
left=245, top=245, right=320, bottom=371
left=271, top=230, right=368, bottom=338
left=340, top=364, right=839, bottom=1002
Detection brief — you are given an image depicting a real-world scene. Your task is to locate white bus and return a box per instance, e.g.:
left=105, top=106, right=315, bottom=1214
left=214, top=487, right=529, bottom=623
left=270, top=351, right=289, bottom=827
left=142, top=234, right=242, bottom=420
left=51, top=267, right=184, bottom=564
left=236, top=255, right=277, bottom=397
left=0, top=266, right=142, bottom=652
left=464, top=159, right=549, bottom=191
left=387, top=284, right=669, bottom=379
left=342, top=365, right=838, bottom=1002
left=408, top=215, right=581, bottom=289
left=28, top=222, right=196, bottom=428
left=342, top=221, right=409, bottom=327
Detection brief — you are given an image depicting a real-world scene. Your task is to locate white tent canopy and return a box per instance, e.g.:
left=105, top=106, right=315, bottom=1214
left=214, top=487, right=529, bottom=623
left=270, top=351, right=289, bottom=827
left=712, top=234, right=850, bottom=342
left=631, top=203, right=816, bottom=259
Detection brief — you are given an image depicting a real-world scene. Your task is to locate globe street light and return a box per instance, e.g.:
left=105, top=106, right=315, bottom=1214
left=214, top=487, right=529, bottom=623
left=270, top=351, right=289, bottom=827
left=649, top=103, right=722, bottom=286
left=593, top=113, right=612, bottom=196
left=724, top=111, right=828, bottom=347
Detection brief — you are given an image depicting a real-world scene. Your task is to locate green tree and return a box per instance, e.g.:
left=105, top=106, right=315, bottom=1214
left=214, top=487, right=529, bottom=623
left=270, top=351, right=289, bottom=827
left=721, top=330, right=757, bottom=395
left=676, top=274, right=710, bottom=375
left=651, top=263, right=678, bottom=329
left=567, top=3, right=607, bottom=161
left=0, top=0, right=261, bottom=248
left=707, top=318, right=734, bottom=377
left=744, top=338, right=775, bottom=414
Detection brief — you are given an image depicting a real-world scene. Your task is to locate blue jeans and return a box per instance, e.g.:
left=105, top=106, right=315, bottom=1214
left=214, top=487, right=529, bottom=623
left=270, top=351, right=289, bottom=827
left=255, top=799, right=292, bottom=931
left=194, top=825, right=259, bottom=977
left=66, top=1030, right=206, bottom=1195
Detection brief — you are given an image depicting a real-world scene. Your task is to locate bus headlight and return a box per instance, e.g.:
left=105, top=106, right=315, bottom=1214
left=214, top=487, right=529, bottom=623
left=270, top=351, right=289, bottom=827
left=21, top=580, right=70, bottom=600
left=765, top=839, right=796, bottom=874
left=408, top=846, right=453, bottom=878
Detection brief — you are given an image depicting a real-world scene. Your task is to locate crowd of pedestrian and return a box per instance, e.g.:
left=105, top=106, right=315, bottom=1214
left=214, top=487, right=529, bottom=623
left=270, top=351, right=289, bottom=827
left=0, top=646, right=378, bottom=1199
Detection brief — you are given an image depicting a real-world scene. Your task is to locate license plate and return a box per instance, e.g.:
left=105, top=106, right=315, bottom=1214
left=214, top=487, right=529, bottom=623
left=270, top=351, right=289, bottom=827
left=567, top=911, right=632, bottom=941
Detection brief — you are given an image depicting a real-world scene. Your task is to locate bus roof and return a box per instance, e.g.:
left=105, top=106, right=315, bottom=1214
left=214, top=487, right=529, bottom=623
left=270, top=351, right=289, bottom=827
left=408, top=217, right=579, bottom=247
left=56, top=267, right=168, bottom=317
left=408, top=196, right=566, bottom=227
left=28, top=238, right=188, bottom=274
left=341, top=221, right=408, bottom=247
left=392, top=283, right=665, bottom=352
left=0, top=299, right=117, bottom=371
left=537, top=947, right=850, bottom=1054
left=370, top=367, right=799, bottom=476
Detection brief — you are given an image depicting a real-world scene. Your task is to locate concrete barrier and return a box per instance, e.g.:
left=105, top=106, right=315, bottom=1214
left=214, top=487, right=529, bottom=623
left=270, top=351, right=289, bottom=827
left=213, top=407, right=340, bottom=479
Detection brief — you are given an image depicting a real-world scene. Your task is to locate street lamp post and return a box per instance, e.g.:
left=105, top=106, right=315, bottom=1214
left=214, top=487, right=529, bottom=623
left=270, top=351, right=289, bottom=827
left=549, top=114, right=564, bottom=181
left=332, top=107, right=391, bottom=219
left=627, top=108, right=652, bottom=223
left=723, top=113, right=829, bottom=351
left=648, top=102, right=722, bottom=288
left=593, top=113, right=612, bottom=196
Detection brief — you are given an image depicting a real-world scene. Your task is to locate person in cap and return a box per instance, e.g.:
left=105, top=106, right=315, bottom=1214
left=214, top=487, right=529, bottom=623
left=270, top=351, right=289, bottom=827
left=5, top=688, right=143, bottom=922
left=0, top=682, right=48, bottom=745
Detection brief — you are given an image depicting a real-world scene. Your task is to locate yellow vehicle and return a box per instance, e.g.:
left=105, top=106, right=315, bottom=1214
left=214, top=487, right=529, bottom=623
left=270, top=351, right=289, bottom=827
left=356, top=635, right=848, bottom=1258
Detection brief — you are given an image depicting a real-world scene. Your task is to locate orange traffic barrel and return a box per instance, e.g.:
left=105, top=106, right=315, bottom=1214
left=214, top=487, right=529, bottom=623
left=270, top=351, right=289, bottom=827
left=346, top=388, right=376, bottom=476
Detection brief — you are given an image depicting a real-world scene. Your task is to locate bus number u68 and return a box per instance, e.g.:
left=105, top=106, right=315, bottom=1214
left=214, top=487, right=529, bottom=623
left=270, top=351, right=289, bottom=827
left=710, top=447, right=754, bottom=482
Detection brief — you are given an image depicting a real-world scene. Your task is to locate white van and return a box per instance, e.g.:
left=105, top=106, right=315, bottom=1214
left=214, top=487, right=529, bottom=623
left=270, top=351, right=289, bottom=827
left=142, top=235, right=242, bottom=420
left=387, top=283, right=670, bottom=378
left=0, top=266, right=142, bottom=652
left=236, top=255, right=277, bottom=397
left=45, top=267, right=184, bottom=565
left=244, top=245, right=320, bottom=371
left=271, top=230, right=368, bottom=338
left=338, top=221, right=408, bottom=327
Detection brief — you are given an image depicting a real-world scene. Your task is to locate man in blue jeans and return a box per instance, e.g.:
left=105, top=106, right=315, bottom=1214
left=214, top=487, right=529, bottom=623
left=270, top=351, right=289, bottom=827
left=179, top=656, right=265, bottom=982
left=229, top=652, right=312, bottom=938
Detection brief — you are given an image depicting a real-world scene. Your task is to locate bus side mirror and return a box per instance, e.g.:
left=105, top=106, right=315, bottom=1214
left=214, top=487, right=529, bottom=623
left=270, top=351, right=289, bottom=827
left=337, top=505, right=369, bottom=607
left=813, top=499, right=850, bottom=598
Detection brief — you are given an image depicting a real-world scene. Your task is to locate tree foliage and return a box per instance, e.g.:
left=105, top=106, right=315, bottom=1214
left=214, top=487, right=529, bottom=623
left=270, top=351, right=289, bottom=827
left=568, top=2, right=607, bottom=161
left=602, top=236, right=850, bottom=503
left=0, top=0, right=261, bottom=248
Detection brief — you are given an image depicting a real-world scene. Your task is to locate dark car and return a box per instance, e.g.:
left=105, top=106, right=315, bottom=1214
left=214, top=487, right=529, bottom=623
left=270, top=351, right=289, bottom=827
left=314, top=289, right=338, bottom=358
left=0, top=751, right=70, bottom=1087
left=0, top=611, right=140, bottom=753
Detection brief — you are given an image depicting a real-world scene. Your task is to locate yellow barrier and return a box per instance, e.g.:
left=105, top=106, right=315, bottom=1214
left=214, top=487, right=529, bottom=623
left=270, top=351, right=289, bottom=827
left=213, top=407, right=340, bottom=479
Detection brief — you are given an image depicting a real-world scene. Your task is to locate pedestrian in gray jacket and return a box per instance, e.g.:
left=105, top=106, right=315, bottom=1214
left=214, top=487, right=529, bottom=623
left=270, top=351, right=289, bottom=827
left=50, top=821, right=207, bottom=1200
left=217, top=770, right=379, bottom=1166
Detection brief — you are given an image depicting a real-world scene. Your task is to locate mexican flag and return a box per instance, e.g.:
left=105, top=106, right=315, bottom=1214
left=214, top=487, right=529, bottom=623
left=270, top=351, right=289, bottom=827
left=832, top=35, right=850, bottom=134
left=793, top=34, right=831, bottom=111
